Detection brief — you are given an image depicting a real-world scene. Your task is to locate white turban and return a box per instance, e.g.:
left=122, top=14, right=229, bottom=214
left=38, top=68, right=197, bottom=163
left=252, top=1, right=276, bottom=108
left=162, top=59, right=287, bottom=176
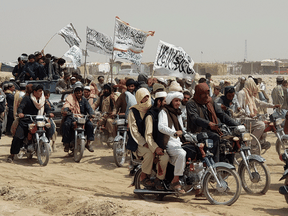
left=166, top=91, right=184, bottom=105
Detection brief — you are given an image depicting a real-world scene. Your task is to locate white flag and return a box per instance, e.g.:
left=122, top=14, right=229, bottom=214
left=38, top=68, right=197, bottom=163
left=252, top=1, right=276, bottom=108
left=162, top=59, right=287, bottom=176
left=153, top=40, right=195, bottom=79
left=64, top=45, right=82, bottom=69
left=86, top=27, right=113, bottom=56
left=113, top=16, right=154, bottom=65
left=59, top=23, right=82, bottom=47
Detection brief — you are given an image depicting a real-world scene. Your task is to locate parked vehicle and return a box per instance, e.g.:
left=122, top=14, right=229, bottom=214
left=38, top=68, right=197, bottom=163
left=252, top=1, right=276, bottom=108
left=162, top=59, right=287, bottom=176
left=17, top=114, right=51, bottom=166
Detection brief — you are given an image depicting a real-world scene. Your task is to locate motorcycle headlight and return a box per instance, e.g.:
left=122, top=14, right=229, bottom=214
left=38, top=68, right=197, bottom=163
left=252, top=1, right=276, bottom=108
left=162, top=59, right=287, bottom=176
left=37, top=121, right=45, bottom=127
left=77, top=118, right=86, bottom=124
left=276, top=118, right=284, bottom=126
left=242, top=133, right=252, bottom=141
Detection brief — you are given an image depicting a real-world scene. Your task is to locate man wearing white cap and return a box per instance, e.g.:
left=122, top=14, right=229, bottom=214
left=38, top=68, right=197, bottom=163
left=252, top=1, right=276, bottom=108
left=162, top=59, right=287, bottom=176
left=143, top=91, right=169, bottom=190
left=86, top=75, right=99, bottom=96
left=158, top=91, right=186, bottom=194
left=83, top=86, right=97, bottom=107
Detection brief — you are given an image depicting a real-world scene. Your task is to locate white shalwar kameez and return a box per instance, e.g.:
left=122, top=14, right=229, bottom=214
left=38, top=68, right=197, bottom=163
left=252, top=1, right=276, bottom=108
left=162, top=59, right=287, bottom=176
left=158, top=109, right=186, bottom=176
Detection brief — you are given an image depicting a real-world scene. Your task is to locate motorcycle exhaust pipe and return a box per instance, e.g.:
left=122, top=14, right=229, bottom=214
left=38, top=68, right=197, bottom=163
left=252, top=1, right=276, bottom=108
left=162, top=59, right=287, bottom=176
left=134, top=189, right=175, bottom=195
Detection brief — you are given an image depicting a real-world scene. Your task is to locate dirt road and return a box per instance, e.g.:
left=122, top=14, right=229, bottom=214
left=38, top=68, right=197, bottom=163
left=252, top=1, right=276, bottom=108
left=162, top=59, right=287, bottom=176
left=0, top=133, right=286, bottom=216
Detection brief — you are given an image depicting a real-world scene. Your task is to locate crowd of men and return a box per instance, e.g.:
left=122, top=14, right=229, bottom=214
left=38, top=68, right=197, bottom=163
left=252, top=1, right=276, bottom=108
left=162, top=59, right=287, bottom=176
left=0, top=59, right=285, bottom=196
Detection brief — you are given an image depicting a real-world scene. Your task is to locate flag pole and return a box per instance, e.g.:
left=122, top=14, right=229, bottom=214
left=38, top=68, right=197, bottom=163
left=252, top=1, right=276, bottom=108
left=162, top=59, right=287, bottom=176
left=84, top=27, right=88, bottom=79
left=42, top=33, right=57, bottom=51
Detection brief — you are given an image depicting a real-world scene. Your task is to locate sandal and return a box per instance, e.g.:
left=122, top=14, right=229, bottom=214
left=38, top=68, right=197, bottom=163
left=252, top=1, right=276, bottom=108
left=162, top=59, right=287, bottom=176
left=140, top=177, right=155, bottom=187
left=154, top=178, right=165, bottom=190
left=169, top=182, right=185, bottom=195
left=6, top=155, right=14, bottom=163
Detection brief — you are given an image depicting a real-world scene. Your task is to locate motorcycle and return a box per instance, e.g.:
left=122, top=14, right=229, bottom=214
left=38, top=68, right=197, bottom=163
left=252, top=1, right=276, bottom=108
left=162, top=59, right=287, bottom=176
left=17, top=114, right=51, bottom=166
left=113, top=113, right=128, bottom=167
left=219, top=124, right=271, bottom=194
left=279, top=149, right=288, bottom=203
left=132, top=132, right=242, bottom=205
left=268, top=109, right=288, bottom=157
left=93, top=111, right=114, bottom=148
left=68, top=113, right=91, bottom=162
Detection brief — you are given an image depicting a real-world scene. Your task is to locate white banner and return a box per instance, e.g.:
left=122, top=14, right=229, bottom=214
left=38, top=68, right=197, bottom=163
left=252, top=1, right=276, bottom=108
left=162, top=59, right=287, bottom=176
left=59, top=23, right=82, bottom=47
left=64, top=45, right=82, bottom=69
left=153, top=40, right=195, bottom=79
left=86, top=27, right=113, bottom=56
left=113, top=16, right=154, bottom=65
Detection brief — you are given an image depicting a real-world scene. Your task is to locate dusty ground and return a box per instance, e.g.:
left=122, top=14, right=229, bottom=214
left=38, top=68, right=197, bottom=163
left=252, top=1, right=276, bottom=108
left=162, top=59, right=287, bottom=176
left=0, top=74, right=287, bottom=215
left=0, top=132, right=287, bottom=216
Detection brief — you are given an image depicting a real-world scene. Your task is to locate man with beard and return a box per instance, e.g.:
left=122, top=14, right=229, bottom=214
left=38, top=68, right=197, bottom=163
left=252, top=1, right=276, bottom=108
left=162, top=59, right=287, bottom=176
left=61, top=84, right=95, bottom=153
left=180, top=91, right=191, bottom=119
left=143, top=91, right=169, bottom=190
left=114, top=78, right=137, bottom=117
left=96, top=76, right=105, bottom=93
left=19, top=54, right=37, bottom=81
left=158, top=91, right=186, bottom=194
left=5, top=83, right=15, bottom=136
left=7, top=84, right=54, bottom=162
left=93, top=84, right=116, bottom=143
left=186, top=83, right=239, bottom=162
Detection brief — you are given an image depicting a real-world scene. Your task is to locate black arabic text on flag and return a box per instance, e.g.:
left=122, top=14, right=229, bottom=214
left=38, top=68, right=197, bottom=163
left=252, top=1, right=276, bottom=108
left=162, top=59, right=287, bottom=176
left=153, top=40, right=195, bottom=79
left=58, top=23, right=82, bottom=47
left=113, top=16, right=155, bottom=65
left=86, top=27, right=113, bottom=56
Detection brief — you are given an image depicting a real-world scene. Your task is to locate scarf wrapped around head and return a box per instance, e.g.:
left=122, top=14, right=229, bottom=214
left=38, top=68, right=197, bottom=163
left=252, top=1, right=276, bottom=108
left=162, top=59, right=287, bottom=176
left=243, top=78, right=258, bottom=116
left=193, top=83, right=222, bottom=135
left=130, top=88, right=151, bottom=115
left=30, top=92, right=45, bottom=115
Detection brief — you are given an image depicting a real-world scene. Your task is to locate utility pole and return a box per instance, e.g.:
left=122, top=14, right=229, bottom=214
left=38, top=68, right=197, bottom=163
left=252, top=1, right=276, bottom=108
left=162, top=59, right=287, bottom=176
left=244, top=39, right=247, bottom=62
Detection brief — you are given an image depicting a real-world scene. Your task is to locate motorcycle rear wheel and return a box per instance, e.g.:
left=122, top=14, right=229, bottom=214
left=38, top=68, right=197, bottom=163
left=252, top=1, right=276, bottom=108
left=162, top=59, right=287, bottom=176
left=113, top=139, right=126, bottom=167
left=74, top=139, right=85, bottom=163
left=239, top=159, right=270, bottom=194
left=203, top=167, right=241, bottom=206
left=37, top=142, right=50, bottom=166
left=134, top=169, right=162, bottom=201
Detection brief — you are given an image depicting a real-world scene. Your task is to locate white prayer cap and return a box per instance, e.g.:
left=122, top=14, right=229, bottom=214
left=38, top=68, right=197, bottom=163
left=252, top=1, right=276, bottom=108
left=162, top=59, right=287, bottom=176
left=155, top=91, right=167, bottom=99
left=71, top=76, right=76, bottom=80
left=10, top=78, right=15, bottom=81
left=87, top=75, right=94, bottom=81
left=166, top=91, right=184, bottom=105
left=84, top=86, right=91, bottom=91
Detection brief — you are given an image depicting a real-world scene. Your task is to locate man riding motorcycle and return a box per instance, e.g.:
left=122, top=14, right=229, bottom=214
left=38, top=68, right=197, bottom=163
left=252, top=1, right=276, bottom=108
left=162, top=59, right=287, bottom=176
left=237, top=77, right=280, bottom=150
left=61, top=84, right=95, bottom=153
left=186, top=83, right=239, bottom=162
left=92, top=84, right=116, bottom=143
left=143, top=91, right=169, bottom=190
left=158, top=91, right=186, bottom=194
left=7, top=84, right=54, bottom=162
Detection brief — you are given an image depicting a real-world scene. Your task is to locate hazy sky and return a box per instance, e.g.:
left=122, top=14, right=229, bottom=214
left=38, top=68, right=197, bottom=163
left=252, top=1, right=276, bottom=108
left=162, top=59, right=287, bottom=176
left=1, top=0, right=287, bottom=64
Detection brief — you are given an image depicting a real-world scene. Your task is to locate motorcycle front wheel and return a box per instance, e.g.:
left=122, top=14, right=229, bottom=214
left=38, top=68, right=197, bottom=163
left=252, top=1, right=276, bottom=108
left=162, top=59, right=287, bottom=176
left=113, top=139, right=126, bottom=167
left=276, top=138, right=288, bottom=157
left=203, top=167, right=241, bottom=206
left=74, top=139, right=85, bottom=163
left=239, top=159, right=270, bottom=194
left=246, top=134, right=261, bottom=155
left=37, top=142, right=50, bottom=166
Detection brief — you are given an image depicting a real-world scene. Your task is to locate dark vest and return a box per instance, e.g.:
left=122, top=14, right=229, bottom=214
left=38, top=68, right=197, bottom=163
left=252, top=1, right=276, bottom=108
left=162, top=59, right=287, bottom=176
left=144, top=107, right=165, bottom=149
left=127, top=108, right=144, bottom=152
